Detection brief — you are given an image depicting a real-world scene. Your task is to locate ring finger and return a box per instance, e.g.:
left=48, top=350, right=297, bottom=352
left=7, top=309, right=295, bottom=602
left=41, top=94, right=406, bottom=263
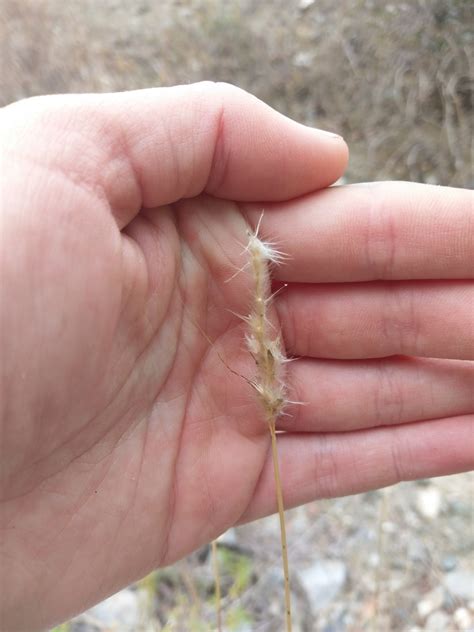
left=279, top=355, right=474, bottom=432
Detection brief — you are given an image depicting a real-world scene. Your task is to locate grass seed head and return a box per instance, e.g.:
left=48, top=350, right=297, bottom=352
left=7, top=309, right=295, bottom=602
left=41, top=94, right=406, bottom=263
left=245, top=220, right=288, bottom=426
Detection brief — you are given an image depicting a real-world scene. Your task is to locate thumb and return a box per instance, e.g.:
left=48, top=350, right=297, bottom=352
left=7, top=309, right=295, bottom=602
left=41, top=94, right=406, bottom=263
left=1, top=82, right=348, bottom=228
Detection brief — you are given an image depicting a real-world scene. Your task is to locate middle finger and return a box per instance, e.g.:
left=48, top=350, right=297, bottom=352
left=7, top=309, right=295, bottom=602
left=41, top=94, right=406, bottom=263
left=276, top=280, right=474, bottom=360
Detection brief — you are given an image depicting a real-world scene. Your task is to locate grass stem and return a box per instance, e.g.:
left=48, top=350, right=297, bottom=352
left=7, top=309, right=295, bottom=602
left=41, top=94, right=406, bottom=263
left=269, top=420, right=292, bottom=632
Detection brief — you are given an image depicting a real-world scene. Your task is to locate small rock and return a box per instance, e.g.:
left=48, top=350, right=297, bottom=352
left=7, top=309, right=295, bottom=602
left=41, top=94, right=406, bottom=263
left=440, top=555, right=457, bottom=572
left=416, top=478, right=432, bottom=487
left=387, top=574, right=405, bottom=592
left=381, top=520, right=397, bottom=534
left=298, top=0, right=315, bottom=9
left=417, top=586, right=444, bottom=619
left=233, top=625, right=253, bottom=632
left=454, top=607, right=472, bottom=630
left=293, top=51, right=314, bottom=68
left=449, top=499, right=472, bottom=517
left=425, top=610, right=450, bottom=630
left=253, top=513, right=281, bottom=537
left=416, top=486, right=442, bottom=519
left=408, top=540, right=430, bottom=564
left=87, top=589, right=140, bottom=629
left=70, top=622, right=100, bottom=632
left=444, top=571, right=474, bottom=601
left=217, top=527, right=238, bottom=546
left=368, top=552, right=379, bottom=567
left=299, top=559, right=347, bottom=610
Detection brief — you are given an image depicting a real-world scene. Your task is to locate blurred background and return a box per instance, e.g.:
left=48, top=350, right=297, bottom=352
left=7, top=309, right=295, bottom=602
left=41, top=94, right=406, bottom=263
left=1, top=1, right=473, bottom=630
left=1, top=0, right=473, bottom=186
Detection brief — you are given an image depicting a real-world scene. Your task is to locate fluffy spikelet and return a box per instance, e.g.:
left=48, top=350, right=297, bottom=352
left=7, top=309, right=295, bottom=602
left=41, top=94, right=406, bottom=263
left=245, top=228, right=287, bottom=424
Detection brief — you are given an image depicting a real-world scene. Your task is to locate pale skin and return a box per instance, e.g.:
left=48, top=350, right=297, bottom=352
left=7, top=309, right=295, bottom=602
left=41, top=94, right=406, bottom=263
left=0, top=82, right=472, bottom=630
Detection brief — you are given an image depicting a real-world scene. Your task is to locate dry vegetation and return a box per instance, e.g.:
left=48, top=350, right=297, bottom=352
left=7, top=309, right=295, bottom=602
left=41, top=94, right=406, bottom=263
left=1, top=0, right=472, bottom=186
left=1, top=1, right=473, bottom=630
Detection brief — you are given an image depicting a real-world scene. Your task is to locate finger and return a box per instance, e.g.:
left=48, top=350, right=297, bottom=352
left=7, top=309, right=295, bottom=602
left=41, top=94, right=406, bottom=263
left=280, top=356, right=474, bottom=432
left=240, top=415, right=474, bottom=523
left=276, top=280, right=474, bottom=360
left=1, top=82, right=348, bottom=228
left=245, top=181, right=474, bottom=281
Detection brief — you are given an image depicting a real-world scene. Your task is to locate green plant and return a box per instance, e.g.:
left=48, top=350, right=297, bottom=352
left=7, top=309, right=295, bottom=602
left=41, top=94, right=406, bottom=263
left=226, top=603, right=251, bottom=630
left=219, top=547, right=253, bottom=599
left=211, top=539, right=222, bottom=631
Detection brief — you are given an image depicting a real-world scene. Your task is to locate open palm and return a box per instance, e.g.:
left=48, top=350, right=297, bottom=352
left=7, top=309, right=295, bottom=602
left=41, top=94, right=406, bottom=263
left=1, top=83, right=472, bottom=631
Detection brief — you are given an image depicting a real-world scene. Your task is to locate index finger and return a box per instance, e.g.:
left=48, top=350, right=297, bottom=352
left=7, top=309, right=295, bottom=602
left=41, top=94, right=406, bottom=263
left=245, top=181, right=474, bottom=281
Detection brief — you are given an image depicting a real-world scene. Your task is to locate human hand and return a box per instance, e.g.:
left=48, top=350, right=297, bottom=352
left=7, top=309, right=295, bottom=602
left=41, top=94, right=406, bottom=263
left=0, top=83, right=472, bottom=630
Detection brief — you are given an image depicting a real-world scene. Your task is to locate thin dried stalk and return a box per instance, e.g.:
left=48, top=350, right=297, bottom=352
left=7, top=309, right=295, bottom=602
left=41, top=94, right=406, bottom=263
left=372, top=489, right=389, bottom=631
left=269, top=420, right=292, bottom=630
